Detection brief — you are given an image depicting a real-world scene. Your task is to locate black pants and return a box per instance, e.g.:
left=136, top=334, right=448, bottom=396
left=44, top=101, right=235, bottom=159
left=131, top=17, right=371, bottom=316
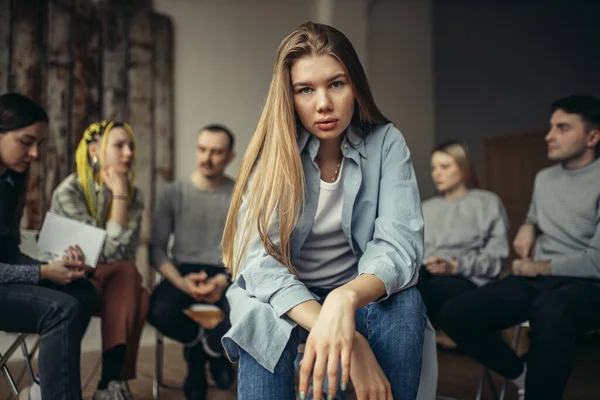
left=438, top=275, right=600, bottom=400
left=148, top=264, right=231, bottom=349
left=0, top=279, right=98, bottom=400
left=416, top=267, right=477, bottom=325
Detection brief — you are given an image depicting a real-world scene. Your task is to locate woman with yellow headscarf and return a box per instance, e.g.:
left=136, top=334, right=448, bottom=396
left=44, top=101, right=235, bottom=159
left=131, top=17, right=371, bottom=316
left=49, top=120, right=149, bottom=400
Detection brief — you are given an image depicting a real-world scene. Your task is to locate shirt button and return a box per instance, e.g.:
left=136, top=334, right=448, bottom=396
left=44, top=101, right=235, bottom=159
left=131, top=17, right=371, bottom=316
left=343, top=144, right=349, bottom=149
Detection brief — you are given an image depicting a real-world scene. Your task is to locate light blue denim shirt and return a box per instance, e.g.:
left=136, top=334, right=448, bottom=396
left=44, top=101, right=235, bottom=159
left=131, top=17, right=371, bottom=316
left=222, top=122, right=424, bottom=372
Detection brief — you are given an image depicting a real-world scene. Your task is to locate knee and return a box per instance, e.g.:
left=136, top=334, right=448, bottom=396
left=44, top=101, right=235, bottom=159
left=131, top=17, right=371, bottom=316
left=530, top=292, right=575, bottom=334
left=389, top=287, right=426, bottom=318
left=437, top=297, right=465, bottom=330
left=43, top=294, right=85, bottom=331
left=115, top=262, right=143, bottom=286
left=378, top=288, right=426, bottom=339
left=147, top=298, right=173, bottom=328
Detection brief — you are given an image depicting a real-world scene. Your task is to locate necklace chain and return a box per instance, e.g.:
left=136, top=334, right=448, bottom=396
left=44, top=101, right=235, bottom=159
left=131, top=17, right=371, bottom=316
left=331, top=162, right=341, bottom=182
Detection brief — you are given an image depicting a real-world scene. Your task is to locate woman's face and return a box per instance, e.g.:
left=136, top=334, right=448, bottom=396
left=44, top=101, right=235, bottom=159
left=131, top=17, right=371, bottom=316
left=291, top=54, right=355, bottom=141
left=0, top=122, right=47, bottom=174
left=94, top=126, right=134, bottom=174
left=431, top=151, right=464, bottom=194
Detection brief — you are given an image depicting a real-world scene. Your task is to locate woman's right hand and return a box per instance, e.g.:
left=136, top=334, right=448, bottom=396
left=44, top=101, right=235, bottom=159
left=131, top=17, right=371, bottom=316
left=40, top=260, right=86, bottom=285
left=350, top=332, right=393, bottom=400
left=101, top=166, right=128, bottom=195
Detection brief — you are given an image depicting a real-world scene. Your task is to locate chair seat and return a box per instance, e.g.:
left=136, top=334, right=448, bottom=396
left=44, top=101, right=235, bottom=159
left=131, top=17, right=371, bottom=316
left=184, top=304, right=224, bottom=329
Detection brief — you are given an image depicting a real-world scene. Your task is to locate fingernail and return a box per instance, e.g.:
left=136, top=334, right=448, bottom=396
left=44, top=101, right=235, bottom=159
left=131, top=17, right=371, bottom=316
left=341, top=382, right=348, bottom=391
left=300, top=392, right=306, bottom=400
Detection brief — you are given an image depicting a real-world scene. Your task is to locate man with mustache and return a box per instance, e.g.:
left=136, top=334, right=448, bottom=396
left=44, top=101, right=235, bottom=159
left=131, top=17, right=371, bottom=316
left=148, top=124, right=236, bottom=400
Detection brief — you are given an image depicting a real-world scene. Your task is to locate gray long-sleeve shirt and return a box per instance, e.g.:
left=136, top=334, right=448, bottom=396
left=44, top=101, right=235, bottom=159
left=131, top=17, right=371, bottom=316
left=422, top=189, right=509, bottom=286
left=149, top=178, right=235, bottom=268
left=526, top=158, right=600, bottom=278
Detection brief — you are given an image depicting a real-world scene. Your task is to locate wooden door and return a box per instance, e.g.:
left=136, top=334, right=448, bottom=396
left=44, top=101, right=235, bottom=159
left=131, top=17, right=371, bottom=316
left=484, top=131, right=553, bottom=259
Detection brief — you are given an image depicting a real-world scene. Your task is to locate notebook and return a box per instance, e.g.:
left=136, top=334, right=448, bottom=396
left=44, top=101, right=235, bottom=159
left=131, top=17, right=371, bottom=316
left=36, top=212, right=107, bottom=267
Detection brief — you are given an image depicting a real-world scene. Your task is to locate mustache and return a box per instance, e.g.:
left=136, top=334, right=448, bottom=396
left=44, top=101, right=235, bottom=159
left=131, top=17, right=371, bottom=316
left=200, top=162, right=213, bottom=168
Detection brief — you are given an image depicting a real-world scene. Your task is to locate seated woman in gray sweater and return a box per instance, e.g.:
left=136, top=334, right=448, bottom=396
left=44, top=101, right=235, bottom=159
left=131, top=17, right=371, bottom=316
left=417, top=140, right=509, bottom=323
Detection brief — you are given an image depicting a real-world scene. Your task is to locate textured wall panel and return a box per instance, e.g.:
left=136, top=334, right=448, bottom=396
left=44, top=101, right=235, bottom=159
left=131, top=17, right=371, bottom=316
left=0, top=0, right=11, bottom=93
left=45, top=0, right=72, bottom=211
left=151, top=13, right=174, bottom=209
left=128, top=9, right=154, bottom=244
left=102, top=5, right=127, bottom=121
left=71, top=4, right=101, bottom=164
left=12, top=0, right=45, bottom=229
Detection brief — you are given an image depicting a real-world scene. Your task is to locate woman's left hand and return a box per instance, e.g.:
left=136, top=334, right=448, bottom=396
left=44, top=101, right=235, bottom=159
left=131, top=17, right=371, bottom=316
left=299, top=288, right=356, bottom=400
left=424, top=256, right=458, bottom=275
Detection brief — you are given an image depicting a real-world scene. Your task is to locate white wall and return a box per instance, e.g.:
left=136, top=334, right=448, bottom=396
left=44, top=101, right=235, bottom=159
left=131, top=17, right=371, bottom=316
left=368, top=0, right=435, bottom=198
left=154, top=0, right=435, bottom=198
left=153, top=0, right=312, bottom=179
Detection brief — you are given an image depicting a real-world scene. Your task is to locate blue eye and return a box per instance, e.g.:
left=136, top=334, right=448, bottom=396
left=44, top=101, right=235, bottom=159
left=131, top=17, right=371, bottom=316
left=298, top=87, right=311, bottom=94
left=331, top=81, right=343, bottom=88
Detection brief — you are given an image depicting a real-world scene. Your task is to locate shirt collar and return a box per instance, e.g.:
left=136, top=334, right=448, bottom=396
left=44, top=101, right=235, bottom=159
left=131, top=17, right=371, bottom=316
left=0, top=170, right=15, bottom=186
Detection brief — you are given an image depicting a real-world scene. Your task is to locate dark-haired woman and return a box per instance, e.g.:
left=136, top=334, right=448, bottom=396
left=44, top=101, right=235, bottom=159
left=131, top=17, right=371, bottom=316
left=0, top=92, right=98, bottom=400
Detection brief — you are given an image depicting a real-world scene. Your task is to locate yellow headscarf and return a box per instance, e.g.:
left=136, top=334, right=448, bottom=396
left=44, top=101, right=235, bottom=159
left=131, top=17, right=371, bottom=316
left=74, top=121, right=136, bottom=226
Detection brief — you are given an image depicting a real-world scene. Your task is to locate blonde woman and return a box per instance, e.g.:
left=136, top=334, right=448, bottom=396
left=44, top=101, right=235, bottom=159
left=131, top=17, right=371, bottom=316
left=417, top=140, right=509, bottom=324
left=49, top=121, right=149, bottom=400
left=221, top=22, right=426, bottom=400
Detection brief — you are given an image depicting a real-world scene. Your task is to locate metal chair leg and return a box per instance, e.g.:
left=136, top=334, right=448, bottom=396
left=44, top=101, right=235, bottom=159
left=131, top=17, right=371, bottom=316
left=1, top=360, right=20, bottom=397
left=20, top=338, right=40, bottom=385
left=154, top=331, right=185, bottom=400
left=0, top=333, right=29, bottom=397
left=153, top=332, right=162, bottom=400
left=475, top=367, right=485, bottom=400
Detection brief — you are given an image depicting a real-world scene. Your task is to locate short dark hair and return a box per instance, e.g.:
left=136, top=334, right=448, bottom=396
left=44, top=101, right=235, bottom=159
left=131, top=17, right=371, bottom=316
left=198, top=124, right=235, bottom=151
left=551, top=94, right=600, bottom=157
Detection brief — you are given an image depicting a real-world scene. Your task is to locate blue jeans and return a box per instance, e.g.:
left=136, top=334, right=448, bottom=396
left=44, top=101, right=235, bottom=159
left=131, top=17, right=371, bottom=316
left=0, top=280, right=98, bottom=400
left=238, top=287, right=426, bottom=400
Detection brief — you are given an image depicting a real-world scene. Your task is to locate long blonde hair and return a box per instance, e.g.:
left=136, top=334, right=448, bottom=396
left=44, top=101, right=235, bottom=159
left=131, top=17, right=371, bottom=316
left=222, top=21, right=388, bottom=278
left=432, top=140, right=480, bottom=189
left=74, top=121, right=136, bottom=226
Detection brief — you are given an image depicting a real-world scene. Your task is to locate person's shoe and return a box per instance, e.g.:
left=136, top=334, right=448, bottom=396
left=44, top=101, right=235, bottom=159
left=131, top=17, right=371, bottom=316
left=93, top=381, right=126, bottom=400
left=208, top=356, right=234, bottom=390
left=183, top=377, right=207, bottom=400
left=120, top=381, right=134, bottom=400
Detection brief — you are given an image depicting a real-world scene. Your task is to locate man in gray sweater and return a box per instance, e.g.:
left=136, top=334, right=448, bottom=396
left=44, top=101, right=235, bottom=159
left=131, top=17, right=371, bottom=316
left=439, top=95, right=600, bottom=400
left=148, top=124, right=236, bottom=400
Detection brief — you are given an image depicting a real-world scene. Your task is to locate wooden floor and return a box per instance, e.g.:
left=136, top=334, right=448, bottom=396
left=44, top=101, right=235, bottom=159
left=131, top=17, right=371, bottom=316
left=3, top=337, right=600, bottom=399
